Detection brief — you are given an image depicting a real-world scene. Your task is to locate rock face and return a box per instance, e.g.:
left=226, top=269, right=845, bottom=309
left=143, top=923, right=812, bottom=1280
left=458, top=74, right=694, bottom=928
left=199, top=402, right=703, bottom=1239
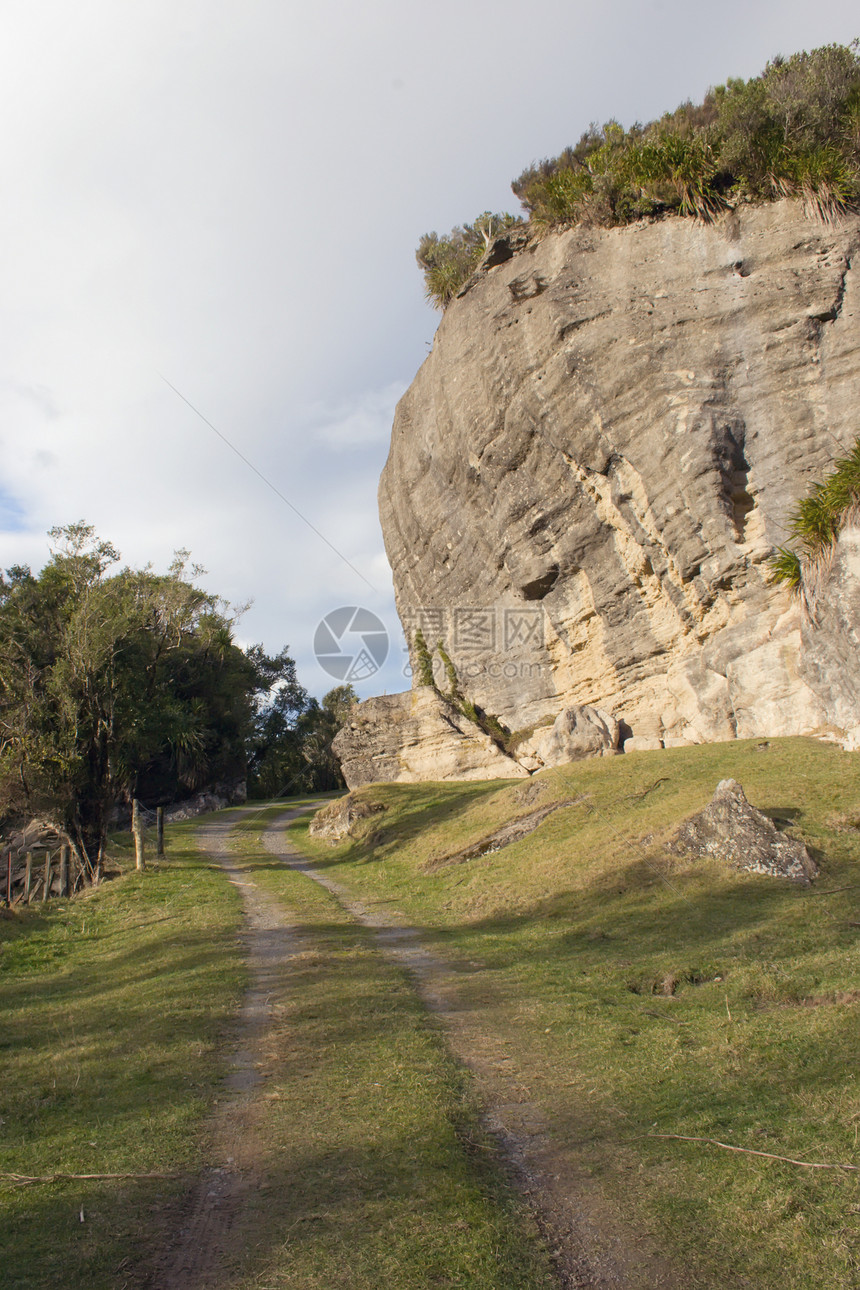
left=799, top=525, right=860, bottom=742
left=669, top=779, right=818, bottom=883
left=379, top=200, right=860, bottom=748
left=333, top=687, right=528, bottom=789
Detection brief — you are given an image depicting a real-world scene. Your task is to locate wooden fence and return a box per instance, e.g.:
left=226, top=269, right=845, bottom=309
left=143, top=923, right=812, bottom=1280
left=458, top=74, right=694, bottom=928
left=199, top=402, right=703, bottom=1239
left=3, top=843, right=76, bottom=908
left=2, top=802, right=166, bottom=907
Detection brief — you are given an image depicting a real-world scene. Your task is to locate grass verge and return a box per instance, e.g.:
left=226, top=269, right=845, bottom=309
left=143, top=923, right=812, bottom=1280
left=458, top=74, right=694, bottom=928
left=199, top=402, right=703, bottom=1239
left=288, top=738, right=860, bottom=1289
left=0, top=816, right=245, bottom=1289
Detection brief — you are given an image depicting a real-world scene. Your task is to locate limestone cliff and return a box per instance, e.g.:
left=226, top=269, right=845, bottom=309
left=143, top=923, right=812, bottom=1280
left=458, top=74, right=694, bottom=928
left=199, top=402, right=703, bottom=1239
left=379, top=200, right=860, bottom=750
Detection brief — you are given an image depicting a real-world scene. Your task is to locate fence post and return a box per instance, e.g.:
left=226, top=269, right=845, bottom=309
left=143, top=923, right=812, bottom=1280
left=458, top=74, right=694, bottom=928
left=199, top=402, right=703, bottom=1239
left=25, top=852, right=33, bottom=904
left=132, top=799, right=146, bottom=872
left=5, top=850, right=10, bottom=907
left=42, top=851, right=52, bottom=903
left=156, top=807, right=164, bottom=857
left=59, top=845, right=70, bottom=898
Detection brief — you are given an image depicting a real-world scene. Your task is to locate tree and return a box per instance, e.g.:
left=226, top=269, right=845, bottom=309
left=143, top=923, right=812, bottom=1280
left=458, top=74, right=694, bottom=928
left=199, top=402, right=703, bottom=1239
left=0, top=524, right=293, bottom=876
left=247, top=683, right=357, bottom=798
left=299, top=685, right=358, bottom=791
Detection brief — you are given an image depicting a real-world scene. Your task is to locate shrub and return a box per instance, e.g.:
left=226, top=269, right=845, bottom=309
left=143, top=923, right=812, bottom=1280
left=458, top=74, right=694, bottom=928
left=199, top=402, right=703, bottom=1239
left=627, top=132, right=725, bottom=220
left=412, top=628, right=437, bottom=688
left=416, top=212, right=521, bottom=309
left=436, top=640, right=462, bottom=702
left=770, top=438, right=860, bottom=588
left=418, top=41, right=860, bottom=294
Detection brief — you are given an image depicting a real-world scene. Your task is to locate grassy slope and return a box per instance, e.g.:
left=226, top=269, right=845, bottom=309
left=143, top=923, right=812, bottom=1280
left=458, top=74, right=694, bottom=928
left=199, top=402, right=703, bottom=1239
left=290, top=737, right=860, bottom=1289
left=0, top=820, right=246, bottom=1288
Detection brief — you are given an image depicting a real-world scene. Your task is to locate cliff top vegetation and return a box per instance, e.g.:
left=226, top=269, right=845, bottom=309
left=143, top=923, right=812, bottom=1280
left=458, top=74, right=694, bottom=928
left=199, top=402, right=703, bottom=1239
left=418, top=40, right=860, bottom=308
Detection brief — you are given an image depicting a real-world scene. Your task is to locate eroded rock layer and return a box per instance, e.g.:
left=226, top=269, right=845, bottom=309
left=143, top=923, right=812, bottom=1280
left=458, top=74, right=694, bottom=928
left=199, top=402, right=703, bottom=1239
left=380, top=201, right=860, bottom=744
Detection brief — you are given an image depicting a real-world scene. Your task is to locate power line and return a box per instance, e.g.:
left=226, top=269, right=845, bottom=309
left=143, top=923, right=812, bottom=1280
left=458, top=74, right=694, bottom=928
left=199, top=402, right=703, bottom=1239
left=161, top=375, right=377, bottom=592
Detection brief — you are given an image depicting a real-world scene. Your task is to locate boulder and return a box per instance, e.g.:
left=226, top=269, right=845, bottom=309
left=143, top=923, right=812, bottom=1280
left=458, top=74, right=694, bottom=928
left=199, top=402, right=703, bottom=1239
left=309, top=794, right=386, bottom=842
left=517, top=705, right=619, bottom=769
left=668, top=779, right=818, bottom=883
left=332, top=686, right=529, bottom=789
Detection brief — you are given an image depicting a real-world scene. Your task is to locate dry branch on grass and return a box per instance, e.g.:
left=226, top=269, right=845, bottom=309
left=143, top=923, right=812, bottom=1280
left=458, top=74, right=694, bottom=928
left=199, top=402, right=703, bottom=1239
left=2, top=1170, right=179, bottom=1186
left=648, top=1133, right=860, bottom=1172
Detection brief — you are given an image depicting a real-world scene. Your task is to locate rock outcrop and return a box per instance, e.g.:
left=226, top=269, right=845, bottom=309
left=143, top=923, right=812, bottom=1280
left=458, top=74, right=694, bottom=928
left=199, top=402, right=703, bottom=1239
left=379, top=200, right=860, bottom=751
left=332, top=687, right=528, bottom=788
left=669, top=779, right=818, bottom=883
left=308, top=794, right=387, bottom=842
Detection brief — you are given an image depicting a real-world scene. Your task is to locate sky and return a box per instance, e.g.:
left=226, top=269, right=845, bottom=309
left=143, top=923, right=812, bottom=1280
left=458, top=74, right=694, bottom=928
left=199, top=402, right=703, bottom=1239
left=0, top=0, right=857, bottom=700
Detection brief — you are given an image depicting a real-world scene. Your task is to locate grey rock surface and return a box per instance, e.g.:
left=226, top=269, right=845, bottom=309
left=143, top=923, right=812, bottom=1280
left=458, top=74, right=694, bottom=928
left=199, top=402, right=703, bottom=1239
left=332, top=686, right=528, bottom=789
left=379, top=200, right=860, bottom=746
left=668, top=778, right=818, bottom=883
left=799, top=525, right=860, bottom=737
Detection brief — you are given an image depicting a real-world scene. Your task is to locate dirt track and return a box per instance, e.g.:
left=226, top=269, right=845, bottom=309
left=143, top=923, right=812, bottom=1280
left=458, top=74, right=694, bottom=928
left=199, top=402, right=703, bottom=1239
left=153, top=805, right=676, bottom=1289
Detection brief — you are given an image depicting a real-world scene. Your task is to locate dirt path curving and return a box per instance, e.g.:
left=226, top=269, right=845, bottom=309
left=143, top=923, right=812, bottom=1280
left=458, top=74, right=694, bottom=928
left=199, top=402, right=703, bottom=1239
left=261, top=809, right=679, bottom=1290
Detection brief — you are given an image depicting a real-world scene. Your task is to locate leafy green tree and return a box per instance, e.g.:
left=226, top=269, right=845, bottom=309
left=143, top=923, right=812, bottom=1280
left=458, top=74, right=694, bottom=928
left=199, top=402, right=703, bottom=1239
left=299, top=686, right=358, bottom=791
left=0, top=524, right=289, bottom=875
left=245, top=668, right=312, bottom=799
left=247, top=683, right=357, bottom=798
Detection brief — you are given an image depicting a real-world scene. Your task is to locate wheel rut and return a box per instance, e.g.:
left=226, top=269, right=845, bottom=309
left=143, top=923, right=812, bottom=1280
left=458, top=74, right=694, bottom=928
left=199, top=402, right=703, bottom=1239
left=151, top=807, right=302, bottom=1290
left=153, top=804, right=676, bottom=1290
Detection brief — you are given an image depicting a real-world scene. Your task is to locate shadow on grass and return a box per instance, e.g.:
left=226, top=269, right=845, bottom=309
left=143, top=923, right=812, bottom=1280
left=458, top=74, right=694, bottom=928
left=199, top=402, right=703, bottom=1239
left=192, top=1136, right=551, bottom=1290
left=428, top=848, right=855, bottom=972
left=266, top=782, right=510, bottom=871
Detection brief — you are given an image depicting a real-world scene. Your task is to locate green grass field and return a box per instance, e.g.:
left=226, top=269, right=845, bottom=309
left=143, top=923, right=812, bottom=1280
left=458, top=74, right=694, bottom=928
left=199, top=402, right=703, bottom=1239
left=0, top=806, right=555, bottom=1289
left=289, top=737, right=860, bottom=1288
left=2, top=737, right=858, bottom=1288
left=0, top=821, right=246, bottom=1288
